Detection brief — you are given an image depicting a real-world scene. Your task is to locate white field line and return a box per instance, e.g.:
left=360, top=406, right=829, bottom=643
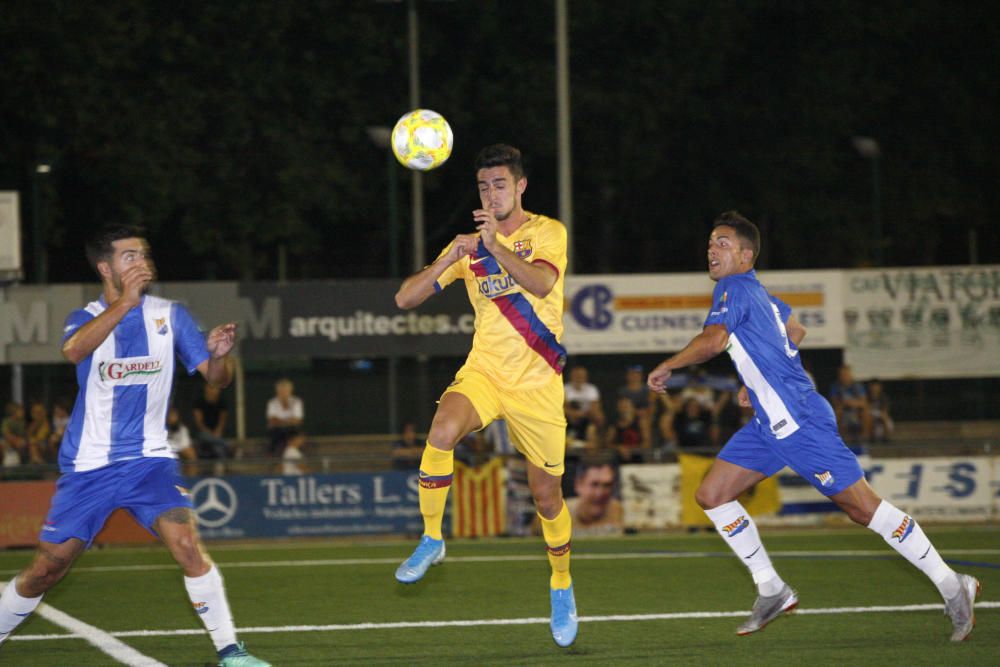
left=1, top=584, right=166, bottom=665
left=3, top=548, right=998, bottom=575
left=10, top=601, right=1000, bottom=641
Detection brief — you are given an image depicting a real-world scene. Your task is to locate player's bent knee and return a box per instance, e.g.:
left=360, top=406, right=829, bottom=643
left=695, top=485, right=727, bottom=511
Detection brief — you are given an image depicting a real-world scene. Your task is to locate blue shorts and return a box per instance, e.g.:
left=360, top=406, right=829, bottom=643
left=718, top=394, right=864, bottom=496
left=40, top=457, right=192, bottom=547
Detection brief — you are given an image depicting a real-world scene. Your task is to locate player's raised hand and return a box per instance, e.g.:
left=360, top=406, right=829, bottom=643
left=206, top=322, right=238, bottom=359
left=119, top=263, right=154, bottom=307
left=473, top=208, right=499, bottom=251
left=737, top=385, right=751, bottom=407
left=647, top=363, right=673, bottom=394
left=445, top=234, right=479, bottom=263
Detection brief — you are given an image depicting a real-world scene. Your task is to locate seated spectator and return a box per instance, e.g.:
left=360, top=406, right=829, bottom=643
left=266, top=378, right=305, bottom=457
left=710, top=386, right=748, bottom=448
left=48, top=399, right=71, bottom=458
left=830, top=364, right=870, bottom=445
left=25, top=401, right=53, bottom=465
left=867, top=379, right=894, bottom=443
left=193, top=384, right=230, bottom=460
left=565, top=366, right=604, bottom=451
left=566, top=459, right=623, bottom=536
left=605, top=396, right=650, bottom=463
left=679, top=366, right=716, bottom=411
left=1, top=401, right=27, bottom=468
left=483, top=418, right=514, bottom=456
left=651, top=390, right=680, bottom=450
left=166, top=406, right=198, bottom=476
left=281, top=438, right=307, bottom=475
left=673, top=397, right=713, bottom=452
left=617, top=365, right=654, bottom=431
left=392, top=421, right=424, bottom=471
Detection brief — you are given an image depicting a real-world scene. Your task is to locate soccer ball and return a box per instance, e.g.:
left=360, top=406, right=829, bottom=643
left=391, top=109, right=453, bottom=171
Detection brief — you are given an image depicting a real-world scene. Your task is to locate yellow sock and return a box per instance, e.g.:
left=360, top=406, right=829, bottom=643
left=539, top=501, right=573, bottom=590
left=418, top=444, right=454, bottom=540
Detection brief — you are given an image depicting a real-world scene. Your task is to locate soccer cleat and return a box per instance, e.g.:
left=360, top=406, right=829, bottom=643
left=944, top=574, right=981, bottom=642
left=395, top=535, right=446, bottom=584
left=550, top=584, right=578, bottom=647
left=736, top=584, right=798, bottom=635
left=217, top=642, right=271, bottom=667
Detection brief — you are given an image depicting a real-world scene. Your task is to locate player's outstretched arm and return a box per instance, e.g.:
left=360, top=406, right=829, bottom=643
left=395, top=234, right=477, bottom=309
left=647, top=324, right=730, bottom=393
left=197, top=323, right=237, bottom=388
left=785, top=314, right=807, bottom=347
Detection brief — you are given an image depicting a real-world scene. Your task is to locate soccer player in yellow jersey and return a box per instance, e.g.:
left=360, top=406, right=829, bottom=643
left=393, top=144, right=577, bottom=647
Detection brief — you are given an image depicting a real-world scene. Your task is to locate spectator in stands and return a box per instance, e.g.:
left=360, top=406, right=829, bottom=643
left=679, top=366, right=716, bottom=411
left=281, top=437, right=307, bottom=475
left=393, top=421, right=424, bottom=471
left=710, top=382, right=749, bottom=448
left=830, top=364, right=870, bottom=445
left=605, top=396, right=650, bottom=463
left=483, top=418, right=515, bottom=457
left=564, top=365, right=604, bottom=451
left=167, top=406, right=198, bottom=476
left=618, top=364, right=654, bottom=430
left=266, top=378, right=305, bottom=457
left=867, top=379, right=894, bottom=443
left=1, top=401, right=27, bottom=468
left=193, top=384, right=230, bottom=460
left=48, top=399, right=71, bottom=459
left=651, top=390, right=680, bottom=451
left=673, top=397, right=713, bottom=452
left=25, top=401, right=53, bottom=465
left=566, top=459, right=624, bottom=536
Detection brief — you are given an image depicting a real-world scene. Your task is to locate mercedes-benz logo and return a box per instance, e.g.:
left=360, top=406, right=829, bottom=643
left=190, top=478, right=238, bottom=528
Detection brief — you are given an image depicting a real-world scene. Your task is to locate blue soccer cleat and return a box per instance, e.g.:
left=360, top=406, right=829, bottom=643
left=217, top=641, right=271, bottom=667
left=550, top=584, right=578, bottom=647
left=395, top=535, right=446, bottom=584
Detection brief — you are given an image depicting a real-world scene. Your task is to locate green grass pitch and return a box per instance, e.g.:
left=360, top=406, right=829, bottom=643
left=1, top=526, right=997, bottom=665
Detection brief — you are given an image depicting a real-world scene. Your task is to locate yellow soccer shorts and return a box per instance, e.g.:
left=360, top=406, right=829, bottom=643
left=441, top=366, right=567, bottom=476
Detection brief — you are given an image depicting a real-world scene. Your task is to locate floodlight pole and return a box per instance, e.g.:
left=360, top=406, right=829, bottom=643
left=555, top=0, right=574, bottom=274
left=408, top=0, right=425, bottom=273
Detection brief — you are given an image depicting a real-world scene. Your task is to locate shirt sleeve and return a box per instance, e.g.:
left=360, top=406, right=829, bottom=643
left=702, top=277, right=746, bottom=332
left=293, top=397, right=304, bottom=420
left=769, top=294, right=792, bottom=323
left=531, top=218, right=568, bottom=278
left=266, top=398, right=278, bottom=419
left=433, top=241, right=465, bottom=293
left=61, top=309, right=94, bottom=343
left=171, top=303, right=210, bottom=375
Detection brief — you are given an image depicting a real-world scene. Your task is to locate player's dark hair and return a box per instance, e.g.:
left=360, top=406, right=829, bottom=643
left=474, top=144, right=524, bottom=180
left=85, top=224, right=147, bottom=272
left=713, top=211, right=760, bottom=264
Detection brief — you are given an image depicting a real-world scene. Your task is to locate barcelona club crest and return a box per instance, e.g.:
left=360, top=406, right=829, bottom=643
left=512, top=239, right=532, bottom=259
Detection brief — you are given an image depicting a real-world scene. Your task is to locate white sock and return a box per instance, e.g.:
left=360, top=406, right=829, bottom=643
left=704, top=500, right=785, bottom=596
left=184, top=565, right=238, bottom=653
left=867, top=500, right=959, bottom=599
left=0, top=579, right=43, bottom=645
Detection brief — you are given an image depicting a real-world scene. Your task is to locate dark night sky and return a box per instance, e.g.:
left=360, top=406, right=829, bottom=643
left=1, top=1, right=997, bottom=282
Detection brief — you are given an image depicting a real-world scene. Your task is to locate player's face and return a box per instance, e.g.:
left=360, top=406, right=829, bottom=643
left=477, top=166, right=525, bottom=222
left=707, top=226, right=750, bottom=281
left=107, top=238, right=156, bottom=293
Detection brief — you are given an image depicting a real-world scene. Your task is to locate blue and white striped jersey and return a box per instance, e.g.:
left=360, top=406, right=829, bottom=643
left=59, top=295, right=209, bottom=472
left=704, top=270, right=816, bottom=440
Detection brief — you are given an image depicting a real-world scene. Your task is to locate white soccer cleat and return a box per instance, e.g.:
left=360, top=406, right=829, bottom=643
left=944, top=574, right=980, bottom=642
left=736, top=584, right=798, bottom=635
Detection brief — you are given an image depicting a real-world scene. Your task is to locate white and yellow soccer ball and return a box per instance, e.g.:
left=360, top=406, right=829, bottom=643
left=391, top=109, right=453, bottom=171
